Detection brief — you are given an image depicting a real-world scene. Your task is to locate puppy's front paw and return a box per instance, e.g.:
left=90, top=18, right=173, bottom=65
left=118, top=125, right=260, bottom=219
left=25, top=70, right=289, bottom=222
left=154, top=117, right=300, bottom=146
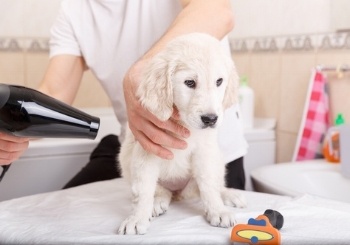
left=206, top=209, right=236, bottom=228
left=153, top=195, right=170, bottom=217
left=117, top=215, right=151, bottom=235
left=221, top=188, right=247, bottom=208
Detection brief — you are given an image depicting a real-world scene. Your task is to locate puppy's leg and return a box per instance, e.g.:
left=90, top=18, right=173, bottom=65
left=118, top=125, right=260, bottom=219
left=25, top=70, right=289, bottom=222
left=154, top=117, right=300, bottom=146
left=153, top=184, right=172, bottom=217
left=118, top=156, right=159, bottom=235
left=178, top=178, right=200, bottom=200
left=192, top=150, right=237, bottom=228
left=221, top=187, right=247, bottom=208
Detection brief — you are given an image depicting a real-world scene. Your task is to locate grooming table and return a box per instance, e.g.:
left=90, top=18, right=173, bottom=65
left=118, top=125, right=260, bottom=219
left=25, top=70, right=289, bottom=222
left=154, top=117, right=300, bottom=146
left=0, top=178, right=350, bottom=244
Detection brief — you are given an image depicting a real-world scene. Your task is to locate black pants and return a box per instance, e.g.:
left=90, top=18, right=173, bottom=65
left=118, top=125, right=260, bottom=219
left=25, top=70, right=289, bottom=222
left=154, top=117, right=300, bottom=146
left=63, top=134, right=246, bottom=190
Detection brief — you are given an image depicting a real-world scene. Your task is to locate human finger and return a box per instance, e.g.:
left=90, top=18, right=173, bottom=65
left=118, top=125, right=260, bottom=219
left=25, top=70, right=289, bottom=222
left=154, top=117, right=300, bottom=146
left=0, top=134, right=30, bottom=165
left=0, top=132, right=30, bottom=143
left=142, top=108, right=190, bottom=140
left=130, top=115, right=187, bottom=147
left=131, top=128, right=175, bottom=160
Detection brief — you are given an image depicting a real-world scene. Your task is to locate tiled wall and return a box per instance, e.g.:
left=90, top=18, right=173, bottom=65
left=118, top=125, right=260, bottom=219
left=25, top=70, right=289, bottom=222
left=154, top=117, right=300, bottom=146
left=231, top=31, right=350, bottom=162
left=230, top=0, right=332, bottom=39
left=0, top=37, right=111, bottom=108
left=0, top=0, right=62, bottom=38
left=1, top=32, right=350, bottom=162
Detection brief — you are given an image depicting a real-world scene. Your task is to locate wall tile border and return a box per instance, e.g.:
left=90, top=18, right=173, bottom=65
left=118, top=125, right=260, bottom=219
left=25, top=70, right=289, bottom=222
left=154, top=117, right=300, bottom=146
left=230, top=31, right=350, bottom=53
left=0, top=37, right=49, bottom=52
left=1, top=31, right=350, bottom=53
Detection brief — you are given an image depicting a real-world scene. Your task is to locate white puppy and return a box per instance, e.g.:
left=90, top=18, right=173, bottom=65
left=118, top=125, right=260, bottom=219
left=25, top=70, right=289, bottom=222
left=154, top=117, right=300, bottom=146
left=118, top=33, right=246, bottom=235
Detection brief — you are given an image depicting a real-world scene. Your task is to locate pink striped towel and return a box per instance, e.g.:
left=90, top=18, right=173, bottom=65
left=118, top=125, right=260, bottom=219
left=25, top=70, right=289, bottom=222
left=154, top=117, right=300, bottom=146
left=293, top=69, right=330, bottom=161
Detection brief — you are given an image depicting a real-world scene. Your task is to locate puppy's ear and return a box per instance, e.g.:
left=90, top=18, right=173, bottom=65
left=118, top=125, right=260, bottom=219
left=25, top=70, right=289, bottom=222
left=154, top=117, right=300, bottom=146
left=137, top=56, right=174, bottom=121
left=223, top=58, right=240, bottom=109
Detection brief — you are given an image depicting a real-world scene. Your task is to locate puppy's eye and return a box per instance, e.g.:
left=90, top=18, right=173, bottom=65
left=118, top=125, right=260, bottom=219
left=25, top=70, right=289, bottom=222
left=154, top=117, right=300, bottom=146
left=216, top=78, right=223, bottom=87
left=184, top=80, right=196, bottom=89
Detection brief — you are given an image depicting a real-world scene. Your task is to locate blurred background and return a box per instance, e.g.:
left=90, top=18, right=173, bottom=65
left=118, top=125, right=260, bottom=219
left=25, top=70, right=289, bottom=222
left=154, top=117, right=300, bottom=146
left=1, top=0, right=349, bottom=163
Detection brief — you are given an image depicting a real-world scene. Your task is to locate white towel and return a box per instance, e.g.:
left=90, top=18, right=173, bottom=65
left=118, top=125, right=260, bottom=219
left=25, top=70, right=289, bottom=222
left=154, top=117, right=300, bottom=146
left=0, top=179, right=349, bottom=245
left=293, top=69, right=330, bottom=161
left=279, top=195, right=350, bottom=245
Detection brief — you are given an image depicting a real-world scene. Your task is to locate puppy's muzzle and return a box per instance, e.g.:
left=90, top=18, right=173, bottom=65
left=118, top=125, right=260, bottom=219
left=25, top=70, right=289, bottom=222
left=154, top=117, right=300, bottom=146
left=201, top=114, right=218, bottom=128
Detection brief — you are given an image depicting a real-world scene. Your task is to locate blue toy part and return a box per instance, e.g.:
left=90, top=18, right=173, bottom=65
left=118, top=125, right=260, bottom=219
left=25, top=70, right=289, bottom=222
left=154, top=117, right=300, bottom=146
left=248, top=218, right=267, bottom=227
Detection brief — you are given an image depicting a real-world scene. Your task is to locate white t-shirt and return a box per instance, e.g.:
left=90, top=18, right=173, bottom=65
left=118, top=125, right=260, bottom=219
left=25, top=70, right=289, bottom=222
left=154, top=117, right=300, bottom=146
left=50, top=0, right=248, bottom=163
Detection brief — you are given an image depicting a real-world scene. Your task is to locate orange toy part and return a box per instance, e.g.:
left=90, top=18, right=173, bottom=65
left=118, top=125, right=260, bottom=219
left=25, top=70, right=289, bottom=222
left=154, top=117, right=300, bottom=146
left=323, top=133, right=340, bottom=163
left=231, top=215, right=281, bottom=245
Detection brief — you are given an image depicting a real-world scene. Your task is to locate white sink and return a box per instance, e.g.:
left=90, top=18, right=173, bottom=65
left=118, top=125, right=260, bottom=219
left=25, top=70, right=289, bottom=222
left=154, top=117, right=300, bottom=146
left=251, top=159, right=350, bottom=203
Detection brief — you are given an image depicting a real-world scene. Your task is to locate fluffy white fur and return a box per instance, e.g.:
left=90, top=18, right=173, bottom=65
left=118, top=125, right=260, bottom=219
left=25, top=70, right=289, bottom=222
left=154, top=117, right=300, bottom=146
left=117, top=33, right=247, bottom=235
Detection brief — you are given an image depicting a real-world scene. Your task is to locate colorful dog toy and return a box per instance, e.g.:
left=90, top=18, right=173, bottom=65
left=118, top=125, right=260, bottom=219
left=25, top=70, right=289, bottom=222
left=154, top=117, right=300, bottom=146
left=230, top=209, right=284, bottom=245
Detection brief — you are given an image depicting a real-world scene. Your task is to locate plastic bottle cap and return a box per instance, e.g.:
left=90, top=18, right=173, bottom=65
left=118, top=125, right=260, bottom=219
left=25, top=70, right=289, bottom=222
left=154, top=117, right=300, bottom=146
left=335, top=113, right=345, bottom=126
left=240, top=76, right=248, bottom=86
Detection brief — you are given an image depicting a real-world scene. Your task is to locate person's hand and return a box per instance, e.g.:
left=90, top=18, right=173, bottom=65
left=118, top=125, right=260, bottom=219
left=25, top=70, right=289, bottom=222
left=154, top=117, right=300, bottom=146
left=0, top=132, right=29, bottom=165
left=123, top=59, right=190, bottom=160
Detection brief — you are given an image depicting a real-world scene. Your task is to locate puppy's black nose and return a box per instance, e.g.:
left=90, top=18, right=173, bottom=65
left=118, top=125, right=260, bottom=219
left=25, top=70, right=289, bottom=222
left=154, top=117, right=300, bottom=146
left=201, top=114, right=218, bottom=127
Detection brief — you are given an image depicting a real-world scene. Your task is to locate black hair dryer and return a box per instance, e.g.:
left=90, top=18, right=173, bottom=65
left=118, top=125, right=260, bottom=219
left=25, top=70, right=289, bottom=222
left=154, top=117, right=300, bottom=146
left=0, top=83, right=99, bottom=139
left=0, top=83, right=100, bottom=181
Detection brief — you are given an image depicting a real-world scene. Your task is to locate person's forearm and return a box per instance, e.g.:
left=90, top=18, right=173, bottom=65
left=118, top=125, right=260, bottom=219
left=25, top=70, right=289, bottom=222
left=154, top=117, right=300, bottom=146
left=38, top=55, right=86, bottom=105
left=143, top=0, right=234, bottom=60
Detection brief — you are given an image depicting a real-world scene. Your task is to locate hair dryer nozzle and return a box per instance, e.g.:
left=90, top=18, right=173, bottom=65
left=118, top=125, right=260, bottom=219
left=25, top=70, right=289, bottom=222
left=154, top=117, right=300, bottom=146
left=0, top=83, right=100, bottom=139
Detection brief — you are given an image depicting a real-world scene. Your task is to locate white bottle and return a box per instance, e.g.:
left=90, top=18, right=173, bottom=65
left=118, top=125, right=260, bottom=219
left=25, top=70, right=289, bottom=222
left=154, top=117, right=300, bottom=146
left=339, top=124, right=350, bottom=178
left=239, top=76, right=254, bottom=129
